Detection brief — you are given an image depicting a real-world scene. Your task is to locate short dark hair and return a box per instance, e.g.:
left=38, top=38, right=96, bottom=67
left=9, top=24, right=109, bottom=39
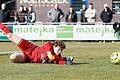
left=89, top=3, right=93, bottom=5
left=53, top=40, right=66, bottom=49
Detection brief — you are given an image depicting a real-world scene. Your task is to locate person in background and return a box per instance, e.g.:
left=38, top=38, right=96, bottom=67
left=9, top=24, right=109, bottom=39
left=27, top=6, right=36, bottom=23
left=100, top=4, right=113, bottom=23
left=65, top=7, right=78, bottom=23
left=0, top=3, right=10, bottom=22
left=24, top=6, right=28, bottom=14
left=9, top=10, right=17, bottom=22
left=80, top=4, right=87, bottom=22
left=17, top=5, right=27, bottom=23
left=85, top=3, right=96, bottom=23
left=47, top=4, right=64, bottom=22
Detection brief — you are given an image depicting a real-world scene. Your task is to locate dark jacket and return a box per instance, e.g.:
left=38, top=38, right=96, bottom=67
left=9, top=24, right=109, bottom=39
left=80, top=9, right=87, bottom=22
left=100, top=8, right=113, bottom=23
left=65, top=12, right=78, bottom=22
left=0, top=9, right=10, bottom=22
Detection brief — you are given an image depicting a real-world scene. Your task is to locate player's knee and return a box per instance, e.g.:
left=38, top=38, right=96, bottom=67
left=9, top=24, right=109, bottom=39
left=10, top=53, right=17, bottom=63
left=10, top=52, right=24, bottom=63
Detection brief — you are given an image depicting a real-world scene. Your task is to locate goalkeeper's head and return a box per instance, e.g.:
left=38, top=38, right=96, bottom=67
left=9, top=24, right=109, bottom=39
left=53, top=40, right=66, bottom=55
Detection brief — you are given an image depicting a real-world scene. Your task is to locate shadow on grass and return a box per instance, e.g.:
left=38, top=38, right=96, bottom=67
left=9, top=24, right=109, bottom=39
left=12, top=61, right=91, bottom=65
left=72, top=62, right=90, bottom=65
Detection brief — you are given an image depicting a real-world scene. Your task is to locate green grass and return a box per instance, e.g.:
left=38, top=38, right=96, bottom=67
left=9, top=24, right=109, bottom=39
left=0, top=41, right=120, bottom=80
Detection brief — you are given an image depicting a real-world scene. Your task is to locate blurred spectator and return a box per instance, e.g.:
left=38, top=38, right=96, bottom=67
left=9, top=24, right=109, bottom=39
left=17, top=5, right=27, bottom=23
left=0, top=3, right=10, bottom=22
left=80, top=4, right=87, bottom=22
left=24, top=6, right=28, bottom=14
left=47, top=4, right=64, bottom=22
left=85, top=3, right=96, bottom=23
left=9, top=10, right=17, bottom=22
left=65, top=7, right=77, bottom=22
left=100, top=4, right=113, bottom=23
left=27, top=6, right=36, bottom=23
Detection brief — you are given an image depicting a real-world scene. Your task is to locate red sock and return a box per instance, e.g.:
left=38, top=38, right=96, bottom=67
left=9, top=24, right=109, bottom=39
left=0, top=23, right=12, bottom=34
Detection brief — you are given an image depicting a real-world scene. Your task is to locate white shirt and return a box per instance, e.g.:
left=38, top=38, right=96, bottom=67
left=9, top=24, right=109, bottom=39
left=85, top=8, right=96, bottom=23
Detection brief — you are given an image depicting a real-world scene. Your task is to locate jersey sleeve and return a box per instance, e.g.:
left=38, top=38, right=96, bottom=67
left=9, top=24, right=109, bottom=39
left=44, top=42, right=54, bottom=54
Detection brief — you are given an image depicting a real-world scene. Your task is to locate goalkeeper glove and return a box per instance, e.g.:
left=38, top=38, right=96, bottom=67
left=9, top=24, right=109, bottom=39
left=65, top=56, right=74, bottom=65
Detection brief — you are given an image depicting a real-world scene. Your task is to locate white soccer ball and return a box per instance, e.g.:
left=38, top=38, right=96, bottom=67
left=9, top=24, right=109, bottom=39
left=111, top=52, right=120, bottom=64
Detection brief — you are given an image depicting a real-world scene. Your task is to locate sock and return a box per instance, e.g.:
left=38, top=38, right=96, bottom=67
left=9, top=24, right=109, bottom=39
left=0, top=23, right=12, bottom=34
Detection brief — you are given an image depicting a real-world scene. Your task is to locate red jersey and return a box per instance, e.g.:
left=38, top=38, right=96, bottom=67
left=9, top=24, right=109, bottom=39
left=17, top=39, right=54, bottom=63
left=31, top=41, right=54, bottom=63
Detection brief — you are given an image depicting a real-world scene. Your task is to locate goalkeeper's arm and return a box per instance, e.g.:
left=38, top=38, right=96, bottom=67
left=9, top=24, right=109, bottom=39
left=47, top=51, right=55, bottom=61
left=47, top=51, right=64, bottom=61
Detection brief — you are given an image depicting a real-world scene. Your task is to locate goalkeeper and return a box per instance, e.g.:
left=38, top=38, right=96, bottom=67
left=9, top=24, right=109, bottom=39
left=0, top=23, right=74, bottom=65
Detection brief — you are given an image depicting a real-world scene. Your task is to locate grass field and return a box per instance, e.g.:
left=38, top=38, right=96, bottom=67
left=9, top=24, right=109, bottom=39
left=0, top=41, right=120, bottom=80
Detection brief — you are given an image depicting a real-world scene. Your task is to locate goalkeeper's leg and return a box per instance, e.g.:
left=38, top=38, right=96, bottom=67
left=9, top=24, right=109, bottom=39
left=0, top=23, right=21, bottom=44
left=0, top=23, right=26, bottom=62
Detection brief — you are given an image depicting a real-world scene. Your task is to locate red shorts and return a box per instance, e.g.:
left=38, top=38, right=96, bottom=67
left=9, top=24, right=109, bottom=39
left=17, top=39, right=38, bottom=62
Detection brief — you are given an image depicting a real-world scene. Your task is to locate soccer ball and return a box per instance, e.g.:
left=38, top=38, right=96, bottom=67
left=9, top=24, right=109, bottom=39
left=111, top=52, right=120, bottom=64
